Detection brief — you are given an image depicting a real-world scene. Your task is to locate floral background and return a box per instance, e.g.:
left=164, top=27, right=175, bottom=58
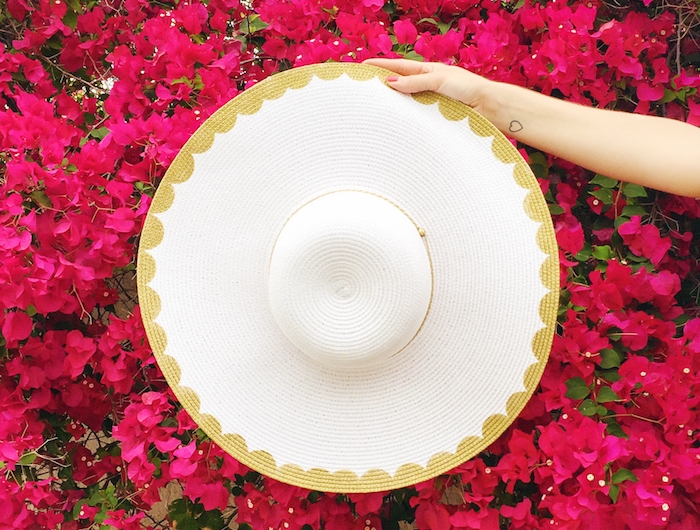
left=0, top=0, right=699, bottom=528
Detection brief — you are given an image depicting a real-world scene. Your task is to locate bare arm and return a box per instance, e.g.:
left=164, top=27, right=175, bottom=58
left=364, top=58, right=700, bottom=198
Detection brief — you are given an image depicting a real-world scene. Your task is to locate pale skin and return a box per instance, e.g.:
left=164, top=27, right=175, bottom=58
left=364, top=58, right=700, bottom=198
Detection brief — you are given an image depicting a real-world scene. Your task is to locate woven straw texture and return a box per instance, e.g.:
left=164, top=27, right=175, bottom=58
left=137, top=63, right=559, bottom=493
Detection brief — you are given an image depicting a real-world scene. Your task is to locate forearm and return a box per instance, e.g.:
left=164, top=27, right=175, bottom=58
left=481, top=81, right=700, bottom=198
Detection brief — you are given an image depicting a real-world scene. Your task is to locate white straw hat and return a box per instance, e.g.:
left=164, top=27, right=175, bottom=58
left=137, top=63, right=558, bottom=493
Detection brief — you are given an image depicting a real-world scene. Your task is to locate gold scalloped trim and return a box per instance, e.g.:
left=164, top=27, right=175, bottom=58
left=137, top=62, right=559, bottom=493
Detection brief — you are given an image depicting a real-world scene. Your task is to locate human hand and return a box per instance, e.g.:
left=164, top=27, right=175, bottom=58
left=363, top=58, right=496, bottom=116
left=366, top=59, right=700, bottom=198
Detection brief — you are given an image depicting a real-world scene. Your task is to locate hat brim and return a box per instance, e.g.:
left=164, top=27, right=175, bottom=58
left=137, top=63, right=559, bottom=493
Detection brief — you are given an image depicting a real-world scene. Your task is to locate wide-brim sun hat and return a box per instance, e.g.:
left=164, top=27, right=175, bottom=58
left=137, top=62, right=559, bottom=493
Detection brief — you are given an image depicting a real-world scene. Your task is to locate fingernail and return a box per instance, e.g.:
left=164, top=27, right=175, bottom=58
left=386, top=76, right=399, bottom=83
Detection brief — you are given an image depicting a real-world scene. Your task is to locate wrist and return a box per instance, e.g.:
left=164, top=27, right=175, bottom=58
left=475, top=80, right=512, bottom=133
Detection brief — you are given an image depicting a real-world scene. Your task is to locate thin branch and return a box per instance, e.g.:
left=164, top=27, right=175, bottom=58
left=37, top=56, right=108, bottom=94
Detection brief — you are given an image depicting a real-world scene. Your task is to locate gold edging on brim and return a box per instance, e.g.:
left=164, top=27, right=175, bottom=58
left=136, top=62, right=559, bottom=493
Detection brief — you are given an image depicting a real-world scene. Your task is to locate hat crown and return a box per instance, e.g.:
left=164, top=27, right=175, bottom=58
left=268, top=191, right=432, bottom=369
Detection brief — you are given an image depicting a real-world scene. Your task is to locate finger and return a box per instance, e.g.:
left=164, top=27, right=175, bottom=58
left=362, top=58, right=428, bottom=76
left=386, top=72, right=442, bottom=95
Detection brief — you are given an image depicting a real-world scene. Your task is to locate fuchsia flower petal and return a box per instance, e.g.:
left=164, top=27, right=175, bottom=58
left=2, top=311, right=33, bottom=345
left=394, top=19, right=418, bottom=44
left=636, top=82, right=665, bottom=101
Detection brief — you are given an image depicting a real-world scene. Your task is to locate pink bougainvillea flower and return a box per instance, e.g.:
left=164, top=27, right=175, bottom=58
left=6, top=0, right=30, bottom=20
left=2, top=311, right=33, bottom=347
left=63, top=330, right=97, bottom=379
left=636, top=82, right=665, bottom=101
left=618, top=215, right=672, bottom=265
left=414, top=500, right=451, bottom=530
left=500, top=498, right=536, bottom=528
left=393, top=19, right=418, bottom=44
left=186, top=479, right=230, bottom=511
left=555, top=214, right=585, bottom=255
left=687, top=98, right=700, bottom=126
left=362, top=0, right=384, bottom=9
left=451, top=506, right=500, bottom=530
left=347, top=491, right=386, bottom=515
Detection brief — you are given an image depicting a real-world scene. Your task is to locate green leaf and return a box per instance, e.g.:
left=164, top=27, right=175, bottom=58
left=403, top=50, right=424, bottom=62
left=18, top=452, right=37, bottom=465
left=160, top=417, right=178, bottom=428
left=94, top=507, right=108, bottom=524
left=530, top=164, right=547, bottom=180
left=613, top=216, right=630, bottom=230
left=528, top=151, right=548, bottom=167
left=594, top=262, right=608, bottom=274
left=90, top=126, right=110, bottom=140
left=596, top=405, right=608, bottom=416
left=233, top=34, right=247, bottom=49
left=30, top=190, right=53, bottom=209
left=73, top=500, right=86, bottom=519
left=198, top=509, right=224, bottom=529
left=590, top=188, right=614, bottom=205
left=417, top=17, right=438, bottom=25
left=674, top=313, right=690, bottom=326
left=437, top=21, right=451, bottom=34
left=579, top=399, right=597, bottom=416
left=612, top=468, right=638, bottom=484
left=592, top=215, right=613, bottom=232
left=574, top=243, right=592, bottom=261
left=659, top=89, right=677, bottom=103
left=195, top=427, right=210, bottom=442
left=600, top=348, right=623, bottom=369
left=240, top=14, right=268, bottom=33
left=528, top=151, right=549, bottom=180
left=565, top=377, right=590, bottom=400
left=169, top=498, right=188, bottom=518
left=44, top=34, right=63, bottom=51
left=152, top=456, right=162, bottom=476
left=548, top=204, right=565, bottom=215
left=105, top=483, right=118, bottom=508
left=88, top=487, right=103, bottom=505
left=192, top=72, right=204, bottom=91
left=382, top=1, right=396, bottom=14
left=170, top=76, right=191, bottom=86
left=621, top=183, right=647, bottom=198
left=604, top=420, right=629, bottom=439
left=590, top=174, right=618, bottom=188
left=609, top=484, right=619, bottom=503
left=63, top=9, right=78, bottom=29
left=592, top=245, right=613, bottom=261
left=26, top=304, right=37, bottom=317
left=621, top=205, right=647, bottom=217
left=597, top=386, right=620, bottom=403
left=175, top=515, right=198, bottom=530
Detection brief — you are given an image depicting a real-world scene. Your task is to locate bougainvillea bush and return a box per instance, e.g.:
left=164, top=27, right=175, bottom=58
left=1, top=0, right=699, bottom=528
